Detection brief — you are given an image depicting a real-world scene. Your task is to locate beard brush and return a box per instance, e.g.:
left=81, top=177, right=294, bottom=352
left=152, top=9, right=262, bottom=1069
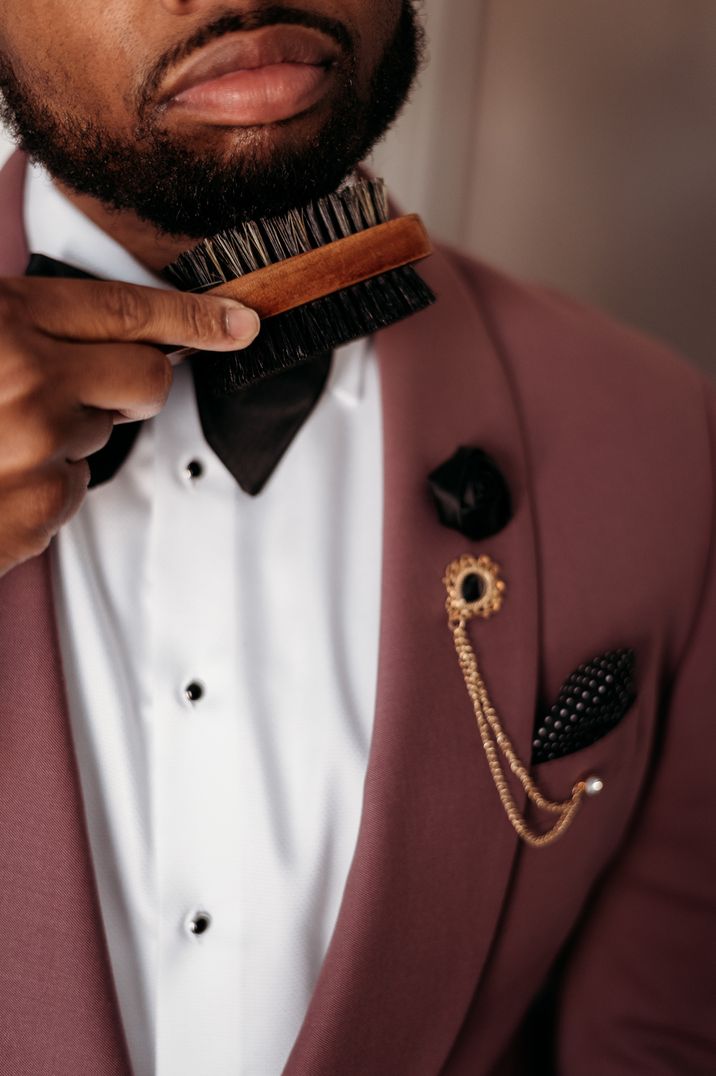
left=162, top=176, right=435, bottom=394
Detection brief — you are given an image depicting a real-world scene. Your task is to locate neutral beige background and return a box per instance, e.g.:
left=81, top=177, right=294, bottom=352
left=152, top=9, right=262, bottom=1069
left=463, top=0, right=716, bottom=376
left=3, top=1, right=715, bottom=373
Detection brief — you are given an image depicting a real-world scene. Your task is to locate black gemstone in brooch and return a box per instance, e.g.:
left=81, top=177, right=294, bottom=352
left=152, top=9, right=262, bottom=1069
left=428, top=446, right=512, bottom=541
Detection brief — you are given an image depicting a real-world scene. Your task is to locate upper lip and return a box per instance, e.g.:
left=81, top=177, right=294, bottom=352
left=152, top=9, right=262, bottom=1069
left=160, top=25, right=340, bottom=104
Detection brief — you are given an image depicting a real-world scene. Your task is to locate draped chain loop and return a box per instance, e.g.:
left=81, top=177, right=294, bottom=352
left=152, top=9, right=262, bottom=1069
left=444, top=554, right=587, bottom=847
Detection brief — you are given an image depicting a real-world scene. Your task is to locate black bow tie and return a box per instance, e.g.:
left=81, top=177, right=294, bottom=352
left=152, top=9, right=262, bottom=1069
left=25, top=253, right=333, bottom=494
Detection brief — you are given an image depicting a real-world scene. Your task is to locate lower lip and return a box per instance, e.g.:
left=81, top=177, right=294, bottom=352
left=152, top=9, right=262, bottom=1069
left=169, top=62, right=332, bottom=125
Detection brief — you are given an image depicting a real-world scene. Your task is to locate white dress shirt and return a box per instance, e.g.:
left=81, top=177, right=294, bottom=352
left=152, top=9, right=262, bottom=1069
left=25, top=163, right=383, bottom=1076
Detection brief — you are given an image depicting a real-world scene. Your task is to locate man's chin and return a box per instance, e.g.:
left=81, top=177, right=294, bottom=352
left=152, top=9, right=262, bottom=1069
left=109, top=147, right=358, bottom=237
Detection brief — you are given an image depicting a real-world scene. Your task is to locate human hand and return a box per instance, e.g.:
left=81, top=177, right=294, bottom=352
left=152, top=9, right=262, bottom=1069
left=0, top=276, right=259, bottom=577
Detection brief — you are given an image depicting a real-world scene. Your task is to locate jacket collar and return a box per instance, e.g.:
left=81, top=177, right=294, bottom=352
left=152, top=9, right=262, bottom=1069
left=286, top=235, right=540, bottom=1073
left=0, top=151, right=540, bottom=1074
left=0, top=149, right=28, bottom=274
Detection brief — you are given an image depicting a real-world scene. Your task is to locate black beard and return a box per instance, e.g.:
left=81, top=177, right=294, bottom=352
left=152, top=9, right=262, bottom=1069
left=0, top=3, right=424, bottom=238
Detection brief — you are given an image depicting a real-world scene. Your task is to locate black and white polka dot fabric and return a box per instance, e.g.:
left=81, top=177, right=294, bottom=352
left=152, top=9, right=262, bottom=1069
left=532, top=649, right=636, bottom=764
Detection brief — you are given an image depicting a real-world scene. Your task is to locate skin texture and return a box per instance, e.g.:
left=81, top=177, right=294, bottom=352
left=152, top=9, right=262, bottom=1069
left=0, top=277, right=261, bottom=576
left=0, top=1, right=419, bottom=577
left=0, top=2, right=417, bottom=252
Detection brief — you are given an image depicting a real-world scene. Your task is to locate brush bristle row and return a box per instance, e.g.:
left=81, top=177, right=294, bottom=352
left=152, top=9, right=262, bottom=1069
left=164, top=176, right=435, bottom=395
left=166, top=177, right=392, bottom=292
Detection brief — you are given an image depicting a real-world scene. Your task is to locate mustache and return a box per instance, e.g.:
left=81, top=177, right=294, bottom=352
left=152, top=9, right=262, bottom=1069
left=137, top=5, right=354, bottom=118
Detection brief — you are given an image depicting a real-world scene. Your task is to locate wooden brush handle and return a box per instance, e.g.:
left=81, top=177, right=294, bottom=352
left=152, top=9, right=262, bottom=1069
left=206, top=214, right=432, bottom=319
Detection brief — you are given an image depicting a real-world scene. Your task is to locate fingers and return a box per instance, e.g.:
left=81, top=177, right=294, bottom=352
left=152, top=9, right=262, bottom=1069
left=0, top=461, right=90, bottom=569
left=0, top=276, right=220, bottom=578
left=2, top=394, right=114, bottom=477
left=0, top=337, right=174, bottom=483
left=58, top=339, right=175, bottom=421
left=0, top=276, right=261, bottom=351
left=64, top=407, right=115, bottom=463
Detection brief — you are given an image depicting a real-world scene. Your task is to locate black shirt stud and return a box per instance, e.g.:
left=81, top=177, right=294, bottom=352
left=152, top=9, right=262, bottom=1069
left=428, top=446, right=512, bottom=540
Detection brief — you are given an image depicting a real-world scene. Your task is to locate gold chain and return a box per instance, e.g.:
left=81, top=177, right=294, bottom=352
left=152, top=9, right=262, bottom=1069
left=444, top=555, right=586, bottom=848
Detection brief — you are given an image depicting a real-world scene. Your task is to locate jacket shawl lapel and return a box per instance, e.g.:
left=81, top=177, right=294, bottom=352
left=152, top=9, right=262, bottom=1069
left=0, top=152, right=540, bottom=1075
left=0, top=154, right=132, bottom=1072
left=285, top=248, right=540, bottom=1071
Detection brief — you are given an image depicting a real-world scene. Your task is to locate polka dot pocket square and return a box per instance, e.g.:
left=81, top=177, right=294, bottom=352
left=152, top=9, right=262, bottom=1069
left=532, top=649, right=636, bottom=764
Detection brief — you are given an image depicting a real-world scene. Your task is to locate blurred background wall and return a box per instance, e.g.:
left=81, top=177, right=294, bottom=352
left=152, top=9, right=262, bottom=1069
left=2, top=0, right=715, bottom=375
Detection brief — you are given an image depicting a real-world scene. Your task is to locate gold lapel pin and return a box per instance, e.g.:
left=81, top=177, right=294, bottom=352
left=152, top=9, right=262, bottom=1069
left=443, top=554, right=591, bottom=848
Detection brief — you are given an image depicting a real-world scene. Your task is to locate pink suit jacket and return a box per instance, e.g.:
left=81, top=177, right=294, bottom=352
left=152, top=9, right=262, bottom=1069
left=1, top=150, right=715, bottom=1075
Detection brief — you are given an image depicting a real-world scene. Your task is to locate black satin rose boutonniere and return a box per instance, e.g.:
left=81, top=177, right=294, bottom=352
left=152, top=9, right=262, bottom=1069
left=428, top=446, right=512, bottom=540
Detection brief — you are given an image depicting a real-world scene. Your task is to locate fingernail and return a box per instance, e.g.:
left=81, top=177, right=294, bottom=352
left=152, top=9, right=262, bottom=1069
left=225, top=304, right=260, bottom=344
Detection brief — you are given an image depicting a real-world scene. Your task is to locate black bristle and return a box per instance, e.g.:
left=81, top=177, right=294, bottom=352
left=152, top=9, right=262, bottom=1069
left=163, top=178, right=436, bottom=395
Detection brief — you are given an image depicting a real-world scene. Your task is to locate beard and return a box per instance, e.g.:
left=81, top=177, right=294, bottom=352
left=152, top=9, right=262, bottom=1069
left=0, top=3, right=424, bottom=238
